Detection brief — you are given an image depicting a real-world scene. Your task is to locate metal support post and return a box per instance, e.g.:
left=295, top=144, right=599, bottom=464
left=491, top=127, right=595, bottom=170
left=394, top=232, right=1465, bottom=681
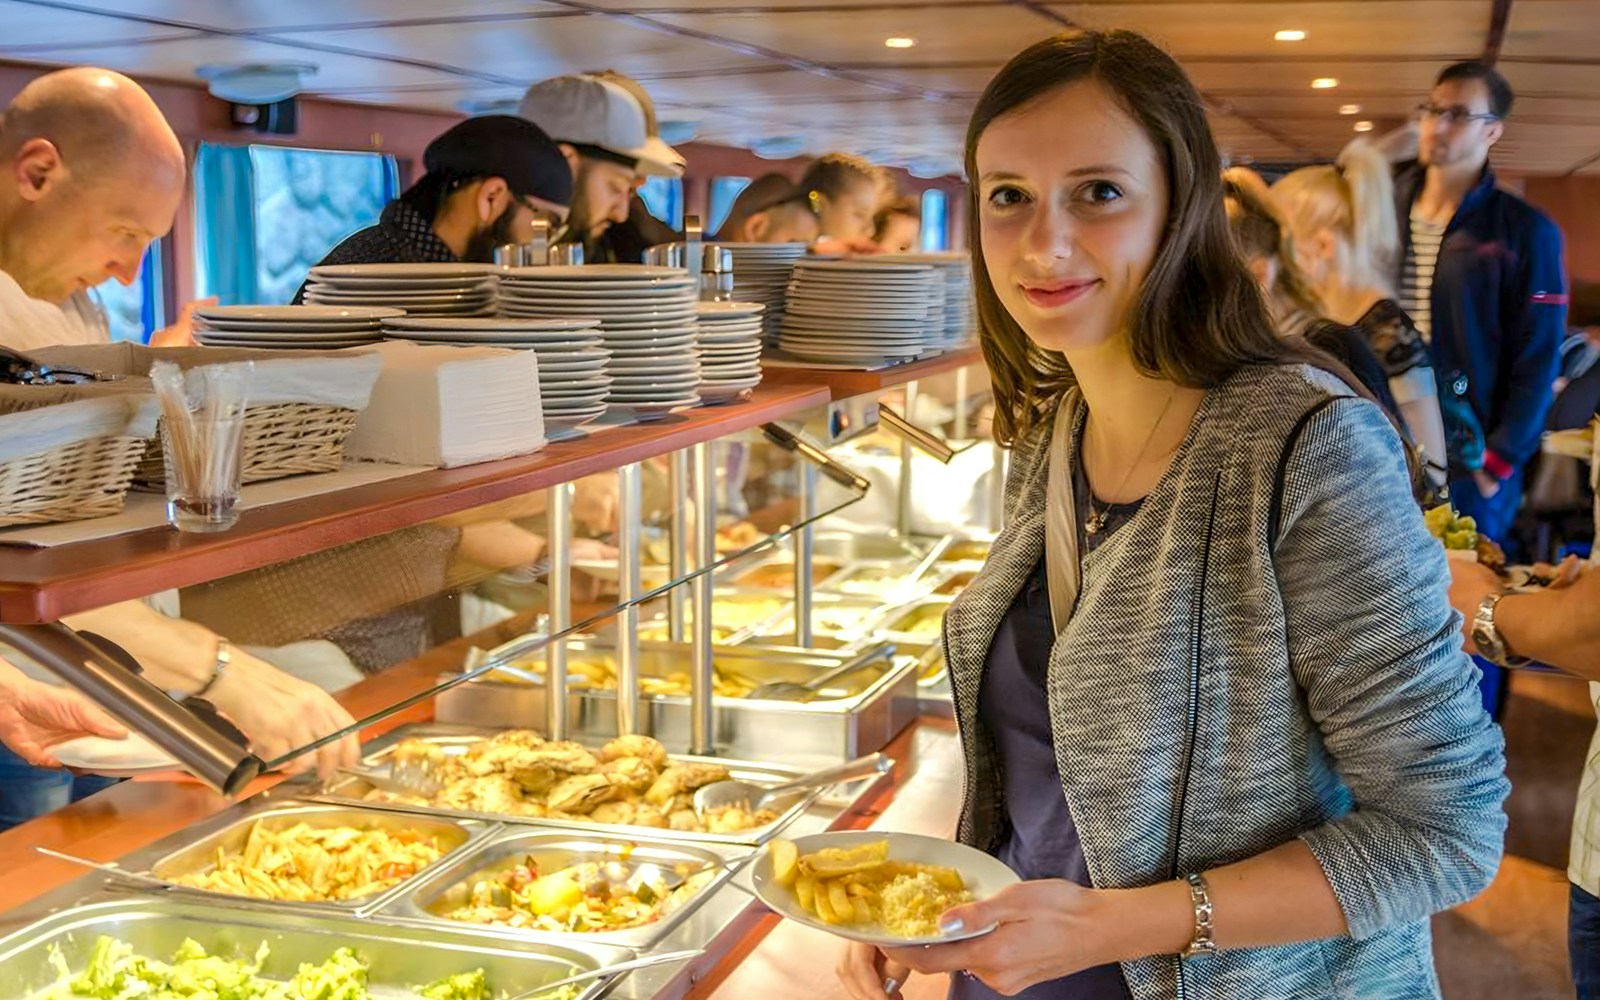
left=793, top=460, right=818, bottom=647
left=689, top=443, right=717, bottom=754
left=668, top=450, right=689, bottom=642
left=897, top=380, right=920, bottom=539
left=545, top=482, right=573, bottom=739
left=954, top=366, right=970, bottom=441
left=988, top=439, right=1008, bottom=532
left=616, top=462, right=644, bottom=736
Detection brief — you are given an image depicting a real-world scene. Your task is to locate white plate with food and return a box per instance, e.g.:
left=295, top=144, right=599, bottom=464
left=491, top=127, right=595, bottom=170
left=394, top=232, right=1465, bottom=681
left=51, top=733, right=179, bottom=776
left=752, top=832, right=1018, bottom=947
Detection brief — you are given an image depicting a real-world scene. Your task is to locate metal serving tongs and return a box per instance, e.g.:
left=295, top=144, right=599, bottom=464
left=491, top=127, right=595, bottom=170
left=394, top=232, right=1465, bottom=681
left=35, top=846, right=175, bottom=891
left=500, top=950, right=704, bottom=1000
left=0, top=343, right=124, bottom=385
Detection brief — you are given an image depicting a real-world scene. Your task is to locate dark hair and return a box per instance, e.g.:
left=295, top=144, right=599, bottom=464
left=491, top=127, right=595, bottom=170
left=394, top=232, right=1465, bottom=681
left=1436, top=60, right=1514, bottom=119
left=798, top=152, right=879, bottom=203
left=967, top=29, right=1316, bottom=446
left=872, top=196, right=920, bottom=240
left=1221, top=167, right=1326, bottom=330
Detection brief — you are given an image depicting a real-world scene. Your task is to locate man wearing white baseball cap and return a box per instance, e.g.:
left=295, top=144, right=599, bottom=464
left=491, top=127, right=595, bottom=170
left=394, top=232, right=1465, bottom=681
left=519, top=74, right=660, bottom=259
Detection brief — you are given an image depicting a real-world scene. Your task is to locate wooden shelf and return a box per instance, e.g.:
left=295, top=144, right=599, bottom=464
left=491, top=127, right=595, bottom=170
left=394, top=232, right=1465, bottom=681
left=0, top=384, right=831, bottom=624
left=758, top=347, right=984, bottom=401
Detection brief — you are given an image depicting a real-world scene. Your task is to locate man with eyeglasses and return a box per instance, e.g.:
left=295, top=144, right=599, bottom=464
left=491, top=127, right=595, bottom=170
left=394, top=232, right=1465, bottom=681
left=293, top=115, right=572, bottom=300
left=1392, top=61, right=1567, bottom=553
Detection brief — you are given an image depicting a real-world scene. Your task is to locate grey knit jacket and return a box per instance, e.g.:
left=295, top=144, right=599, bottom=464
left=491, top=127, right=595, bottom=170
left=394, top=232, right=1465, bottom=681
left=943, top=363, right=1509, bottom=999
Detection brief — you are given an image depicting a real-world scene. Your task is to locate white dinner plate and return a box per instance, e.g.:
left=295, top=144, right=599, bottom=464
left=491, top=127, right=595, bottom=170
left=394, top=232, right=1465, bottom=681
left=310, top=263, right=494, bottom=281
left=306, top=291, right=496, bottom=307
left=51, top=734, right=180, bottom=776
left=500, top=278, right=697, bottom=293
left=197, top=305, right=404, bottom=322
left=751, top=832, right=1019, bottom=948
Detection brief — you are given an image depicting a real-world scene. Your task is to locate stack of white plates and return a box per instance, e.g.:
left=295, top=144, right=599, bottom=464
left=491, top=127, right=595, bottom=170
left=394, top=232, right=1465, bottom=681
left=695, top=301, right=765, bottom=404
left=302, top=263, right=498, bottom=316
left=499, top=265, right=701, bottom=419
left=875, top=252, right=976, bottom=348
left=382, top=317, right=611, bottom=429
left=778, top=259, right=943, bottom=365
left=194, top=305, right=398, bottom=349
left=723, top=243, right=808, bottom=344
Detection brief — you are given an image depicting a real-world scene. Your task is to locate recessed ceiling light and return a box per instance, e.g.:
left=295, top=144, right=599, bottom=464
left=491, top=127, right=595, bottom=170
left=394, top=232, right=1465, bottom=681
left=884, top=36, right=916, bottom=49
left=1339, top=103, right=1362, bottom=115
left=1311, top=77, right=1339, bottom=89
left=1274, top=29, right=1307, bottom=41
left=1353, top=120, right=1375, bottom=132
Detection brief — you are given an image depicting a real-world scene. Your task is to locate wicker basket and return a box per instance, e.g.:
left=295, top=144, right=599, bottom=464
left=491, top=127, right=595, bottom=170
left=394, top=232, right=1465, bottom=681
left=135, top=401, right=363, bottom=487
left=30, top=344, right=382, bottom=490
left=0, top=387, right=158, bottom=528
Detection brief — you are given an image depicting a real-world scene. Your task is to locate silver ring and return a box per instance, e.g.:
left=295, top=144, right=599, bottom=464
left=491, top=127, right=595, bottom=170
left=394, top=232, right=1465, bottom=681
left=882, top=977, right=901, bottom=995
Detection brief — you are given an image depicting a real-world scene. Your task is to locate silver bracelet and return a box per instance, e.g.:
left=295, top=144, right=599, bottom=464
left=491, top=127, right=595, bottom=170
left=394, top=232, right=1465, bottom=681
left=1180, top=872, right=1218, bottom=960
left=192, top=638, right=232, bottom=699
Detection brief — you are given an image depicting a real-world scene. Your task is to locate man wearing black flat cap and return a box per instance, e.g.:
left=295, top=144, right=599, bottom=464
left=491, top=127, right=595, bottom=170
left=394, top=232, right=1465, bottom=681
left=293, top=115, right=573, bottom=300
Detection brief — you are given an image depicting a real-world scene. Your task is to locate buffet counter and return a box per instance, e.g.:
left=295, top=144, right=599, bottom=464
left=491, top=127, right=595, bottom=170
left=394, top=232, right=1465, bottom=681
left=0, top=356, right=994, bottom=1000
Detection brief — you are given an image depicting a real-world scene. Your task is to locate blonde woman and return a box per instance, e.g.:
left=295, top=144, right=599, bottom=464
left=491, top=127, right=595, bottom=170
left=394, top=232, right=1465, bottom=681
left=1272, top=146, right=1450, bottom=488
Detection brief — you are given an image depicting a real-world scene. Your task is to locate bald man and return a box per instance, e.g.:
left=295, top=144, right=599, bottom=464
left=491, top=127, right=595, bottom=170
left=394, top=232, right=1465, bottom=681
left=0, top=67, right=186, bottom=350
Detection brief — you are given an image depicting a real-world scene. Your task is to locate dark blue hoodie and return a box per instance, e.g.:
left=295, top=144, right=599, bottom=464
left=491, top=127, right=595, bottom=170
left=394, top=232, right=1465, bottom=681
left=1392, top=160, right=1567, bottom=480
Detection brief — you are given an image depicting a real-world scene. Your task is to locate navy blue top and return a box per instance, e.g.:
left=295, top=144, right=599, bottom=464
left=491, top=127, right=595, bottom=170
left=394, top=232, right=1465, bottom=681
left=953, top=451, right=1136, bottom=1000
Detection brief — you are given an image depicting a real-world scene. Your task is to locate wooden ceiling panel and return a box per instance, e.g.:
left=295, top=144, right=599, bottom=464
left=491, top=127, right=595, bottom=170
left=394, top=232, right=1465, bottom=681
left=31, top=0, right=560, bottom=32
left=1053, top=2, right=1487, bottom=59
left=1183, top=58, right=1442, bottom=95
left=647, top=6, right=1059, bottom=64
left=0, top=33, right=467, bottom=92
left=292, top=15, right=767, bottom=81
left=0, top=1, right=197, bottom=48
left=1497, top=60, right=1600, bottom=101
left=1500, top=0, right=1600, bottom=62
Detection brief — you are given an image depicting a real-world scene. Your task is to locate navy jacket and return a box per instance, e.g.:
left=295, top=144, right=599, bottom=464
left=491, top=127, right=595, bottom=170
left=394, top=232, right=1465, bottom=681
left=1392, top=160, right=1567, bottom=477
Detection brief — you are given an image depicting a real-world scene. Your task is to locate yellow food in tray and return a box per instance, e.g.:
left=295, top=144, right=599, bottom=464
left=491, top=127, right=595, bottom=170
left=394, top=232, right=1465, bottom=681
left=491, top=654, right=758, bottom=698
left=769, top=838, right=973, bottom=938
left=444, top=854, right=710, bottom=934
left=168, top=821, right=446, bottom=902
left=886, top=604, right=946, bottom=638
left=366, top=733, right=778, bottom=834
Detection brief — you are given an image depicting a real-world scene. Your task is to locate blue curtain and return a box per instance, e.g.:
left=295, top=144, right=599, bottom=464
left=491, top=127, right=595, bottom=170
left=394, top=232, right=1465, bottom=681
left=193, top=142, right=260, bottom=305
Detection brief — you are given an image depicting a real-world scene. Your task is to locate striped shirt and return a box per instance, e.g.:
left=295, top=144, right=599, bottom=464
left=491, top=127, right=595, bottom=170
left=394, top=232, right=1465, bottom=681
left=1403, top=213, right=1447, bottom=342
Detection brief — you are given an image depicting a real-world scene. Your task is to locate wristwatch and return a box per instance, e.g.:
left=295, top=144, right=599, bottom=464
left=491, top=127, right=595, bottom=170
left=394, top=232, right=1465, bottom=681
left=1472, top=594, right=1529, bottom=668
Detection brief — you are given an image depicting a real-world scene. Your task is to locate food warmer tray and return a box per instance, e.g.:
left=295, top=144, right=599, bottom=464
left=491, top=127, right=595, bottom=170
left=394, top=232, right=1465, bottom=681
left=0, top=896, right=630, bottom=1000
left=741, top=592, right=890, bottom=645
left=434, top=639, right=918, bottom=767
left=815, top=558, right=939, bottom=602
left=377, top=828, right=749, bottom=951
left=307, top=723, right=853, bottom=846
left=142, top=802, right=486, bottom=917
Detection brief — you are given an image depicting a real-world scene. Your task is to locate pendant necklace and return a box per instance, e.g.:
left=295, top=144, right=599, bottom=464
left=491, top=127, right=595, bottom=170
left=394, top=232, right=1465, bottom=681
left=1084, top=388, right=1178, bottom=536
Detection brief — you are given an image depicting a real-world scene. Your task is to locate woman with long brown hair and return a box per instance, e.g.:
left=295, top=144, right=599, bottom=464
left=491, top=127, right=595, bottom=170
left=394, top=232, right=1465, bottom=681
left=837, top=29, right=1507, bottom=1000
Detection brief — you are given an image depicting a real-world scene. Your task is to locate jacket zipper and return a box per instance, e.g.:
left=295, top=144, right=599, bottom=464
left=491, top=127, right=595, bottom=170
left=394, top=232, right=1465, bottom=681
left=1171, top=470, right=1222, bottom=1000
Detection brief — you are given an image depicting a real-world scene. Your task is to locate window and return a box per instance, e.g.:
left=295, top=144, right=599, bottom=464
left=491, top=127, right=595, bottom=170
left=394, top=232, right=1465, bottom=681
left=194, top=143, right=399, bottom=306
left=638, top=176, right=684, bottom=230
left=92, top=243, right=164, bottom=343
left=708, top=176, right=751, bottom=237
left=920, top=189, right=949, bottom=252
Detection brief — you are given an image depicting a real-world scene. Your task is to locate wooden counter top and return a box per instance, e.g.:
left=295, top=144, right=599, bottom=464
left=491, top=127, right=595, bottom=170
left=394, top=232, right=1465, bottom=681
left=761, top=348, right=983, bottom=401
left=0, top=383, right=831, bottom=624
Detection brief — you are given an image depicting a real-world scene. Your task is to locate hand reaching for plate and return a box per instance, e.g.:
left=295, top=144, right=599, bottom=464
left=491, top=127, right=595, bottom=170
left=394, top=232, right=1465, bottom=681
left=0, top=658, right=127, bottom=768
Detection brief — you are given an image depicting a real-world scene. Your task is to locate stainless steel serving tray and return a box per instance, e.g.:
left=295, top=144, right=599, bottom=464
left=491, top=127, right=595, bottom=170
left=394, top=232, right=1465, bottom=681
left=0, top=896, right=631, bottom=1000
left=308, top=723, right=818, bottom=846
left=743, top=593, right=889, bottom=644
left=872, top=595, right=955, bottom=648
left=379, top=828, right=747, bottom=951
left=816, top=558, right=937, bottom=602
left=724, top=552, right=847, bottom=594
left=145, top=803, right=484, bottom=916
